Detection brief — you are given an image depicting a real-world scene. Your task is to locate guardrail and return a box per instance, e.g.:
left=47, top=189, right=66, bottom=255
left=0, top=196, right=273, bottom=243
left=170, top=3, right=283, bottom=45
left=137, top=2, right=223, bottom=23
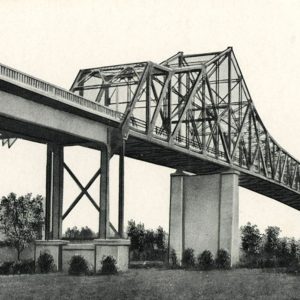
left=0, top=63, right=124, bottom=121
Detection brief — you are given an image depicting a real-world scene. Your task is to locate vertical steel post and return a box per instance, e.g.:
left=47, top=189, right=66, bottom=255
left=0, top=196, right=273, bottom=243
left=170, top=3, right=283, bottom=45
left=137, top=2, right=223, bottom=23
left=228, top=51, right=232, bottom=155
left=45, top=145, right=52, bottom=240
left=99, top=146, right=110, bottom=239
left=146, top=68, right=151, bottom=133
left=47, top=144, right=64, bottom=240
left=167, top=77, right=172, bottom=137
left=202, top=69, right=206, bottom=153
left=118, top=140, right=125, bottom=238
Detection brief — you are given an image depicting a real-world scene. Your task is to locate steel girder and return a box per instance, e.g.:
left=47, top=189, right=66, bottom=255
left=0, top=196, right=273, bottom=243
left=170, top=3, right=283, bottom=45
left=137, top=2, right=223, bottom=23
left=0, top=132, right=17, bottom=148
left=70, top=47, right=300, bottom=194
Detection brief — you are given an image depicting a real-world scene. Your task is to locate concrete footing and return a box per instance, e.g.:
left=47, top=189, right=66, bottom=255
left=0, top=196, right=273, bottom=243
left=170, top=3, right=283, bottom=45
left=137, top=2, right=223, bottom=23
left=35, top=239, right=130, bottom=273
left=169, top=170, right=239, bottom=266
left=35, top=240, right=69, bottom=271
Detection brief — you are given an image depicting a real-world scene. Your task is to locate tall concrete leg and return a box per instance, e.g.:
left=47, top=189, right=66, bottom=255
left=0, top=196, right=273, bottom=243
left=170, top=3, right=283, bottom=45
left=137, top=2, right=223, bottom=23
left=169, top=170, right=239, bottom=266
left=45, top=143, right=64, bottom=240
left=99, top=146, right=110, bottom=239
left=118, top=140, right=125, bottom=238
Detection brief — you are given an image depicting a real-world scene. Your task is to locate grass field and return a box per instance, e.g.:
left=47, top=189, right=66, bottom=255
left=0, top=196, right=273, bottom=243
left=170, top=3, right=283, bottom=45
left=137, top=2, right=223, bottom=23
left=0, top=268, right=299, bottom=299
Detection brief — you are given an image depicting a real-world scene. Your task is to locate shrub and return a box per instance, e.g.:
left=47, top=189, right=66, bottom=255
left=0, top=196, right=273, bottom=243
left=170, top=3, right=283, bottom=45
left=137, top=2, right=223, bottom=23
left=12, top=259, right=35, bottom=274
left=127, top=220, right=167, bottom=261
left=286, top=259, right=300, bottom=275
left=182, top=248, right=195, bottom=268
left=68, top=255, right=89, bottom=275
left=100, top=256, right=117, bottom=275
left=197, top=250, right=214, bottom=270
left=37, top=252, right=55, bottom=273
left=0, top=261, right=14, bottom=275
left=169, top=249, right=179, bottom=268
left=215, top=249, right=231, bottom=269
left=0, top=260, right=35, bottom=275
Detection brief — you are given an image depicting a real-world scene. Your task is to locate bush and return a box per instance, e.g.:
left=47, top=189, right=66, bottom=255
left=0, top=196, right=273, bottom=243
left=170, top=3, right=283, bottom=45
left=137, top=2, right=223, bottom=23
left=169, top=249, right=179, bottom=268
left=286, top=259, right=300, bottom=275
left=215, top=249, right=231, bottom=269
left=182, top=248, right=195, bottom=268
left=12, top=259, right=35, bottom=274
left=127, top=220, right=167, bottom=261
left=68, top=255, right=89, bottom=275
left=0, top=261, right=14, bottom=275
left=0, top=260, right=35, bottom=275
left=100, top=256, right=117, bottom=275
left=197, top=250, right=214, bottom=270
left=37, top=252, right=55, bottom=273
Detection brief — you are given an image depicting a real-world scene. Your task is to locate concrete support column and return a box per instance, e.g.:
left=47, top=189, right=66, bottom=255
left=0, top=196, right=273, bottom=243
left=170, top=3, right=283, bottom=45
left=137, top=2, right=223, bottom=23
left=169, top=169, right=240, bottom=266
left=219, top=170, right=240, bottom=263
left=169, top=170, right=185, bottom=262
left=99, top=145, right=110, bottom=239
left=45, top=144, right=64, bottom=240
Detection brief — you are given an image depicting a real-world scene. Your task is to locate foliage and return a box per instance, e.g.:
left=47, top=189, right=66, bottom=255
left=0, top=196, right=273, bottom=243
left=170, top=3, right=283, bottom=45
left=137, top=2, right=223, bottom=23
left=0, top=193, right=44, bottom=260
left=240, top=223, right=300, bottom=269
left=286, top=260, right=300, bottom=275
left=264, top=226, right=281, bottom=256
left=197, top=250, right=214, bottom=270
left=240, top=222, right=262, bottom=256
left=215, top=249, right=231, bottom=269
left=127, top=220, right=146, bottom=252
left=156, top=226, right=166, bottom=250
left=127, top=220, right=167, bottom=261
left=181, top=248, right=195, bottom=268
left=0, top=261, right=14, bottom=275
left=68, top=255, right=89, bottom=275
left=64, top=226, right=96, bottom=240
left=290, top=238, right=298, bottom=260
left=0, top=260, right=35, bottom=275
left=37, top=252, right=55, bottom=273
left=169, top=249, right=179, bottom=268
left=12, top=259, right=35, bottom=274
left=99, top=256, right=118, bottom=275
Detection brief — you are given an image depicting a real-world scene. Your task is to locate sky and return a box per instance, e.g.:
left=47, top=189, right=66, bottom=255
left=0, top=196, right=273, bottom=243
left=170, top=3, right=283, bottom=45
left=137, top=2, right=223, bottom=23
left=1, top=0, right=300, bottom=238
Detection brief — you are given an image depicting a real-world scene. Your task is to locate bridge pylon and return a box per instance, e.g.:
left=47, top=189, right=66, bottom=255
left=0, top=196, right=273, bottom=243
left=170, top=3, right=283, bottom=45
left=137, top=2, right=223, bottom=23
left=169, top=169, right=239, bottom=266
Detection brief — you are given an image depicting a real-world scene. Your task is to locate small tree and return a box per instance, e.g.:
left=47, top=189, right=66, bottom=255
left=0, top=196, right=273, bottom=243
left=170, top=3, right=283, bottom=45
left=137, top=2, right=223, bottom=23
left=240, top=222, right=262, bottom=256
left=290, top=238, right=298, bottom=260
left=155, top=226, right=166, bottom=250
left=127, top=220, right=145, bottom=252
left=0, top=193, right=44, bottom=260
left=64, top=226, right=96, bottom=240
left=64, top=226, right=80, bottom=239
left=264, top=226, right=281, bottom=256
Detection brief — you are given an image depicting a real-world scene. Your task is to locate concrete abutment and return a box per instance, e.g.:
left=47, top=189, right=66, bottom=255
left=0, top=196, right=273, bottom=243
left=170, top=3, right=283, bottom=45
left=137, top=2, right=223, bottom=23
left=169, top=170, right=239, bottom=266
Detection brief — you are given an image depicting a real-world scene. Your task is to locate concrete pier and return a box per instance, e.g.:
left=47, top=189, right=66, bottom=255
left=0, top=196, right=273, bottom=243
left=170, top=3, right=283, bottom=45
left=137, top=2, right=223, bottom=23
left=169, top=170, right=239, bottom=265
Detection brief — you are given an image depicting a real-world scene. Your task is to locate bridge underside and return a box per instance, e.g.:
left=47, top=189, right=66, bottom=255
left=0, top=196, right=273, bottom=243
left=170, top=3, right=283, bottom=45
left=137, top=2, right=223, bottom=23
left=122, top=135, right=300, bottom=210
left=0, top=116, right=87, bottom=146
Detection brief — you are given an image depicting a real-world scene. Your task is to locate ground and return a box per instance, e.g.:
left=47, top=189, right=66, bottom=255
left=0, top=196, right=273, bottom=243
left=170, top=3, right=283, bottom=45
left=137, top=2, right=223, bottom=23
left=0, top=268, right=300, bottom=299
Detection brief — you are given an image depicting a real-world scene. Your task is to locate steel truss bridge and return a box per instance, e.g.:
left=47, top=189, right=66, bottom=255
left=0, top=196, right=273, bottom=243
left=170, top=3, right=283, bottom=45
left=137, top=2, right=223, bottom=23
left=1, top=47, right=300, bottom=210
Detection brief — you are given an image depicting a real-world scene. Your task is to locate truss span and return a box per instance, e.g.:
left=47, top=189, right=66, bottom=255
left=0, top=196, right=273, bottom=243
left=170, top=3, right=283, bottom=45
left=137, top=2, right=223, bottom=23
left=71, top=47, right=300, bottom=208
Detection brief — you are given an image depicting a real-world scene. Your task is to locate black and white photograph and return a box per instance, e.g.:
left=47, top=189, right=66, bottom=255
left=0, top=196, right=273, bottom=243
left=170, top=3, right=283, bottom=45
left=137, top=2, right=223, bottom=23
left=0, top=0, right=300, bottom=299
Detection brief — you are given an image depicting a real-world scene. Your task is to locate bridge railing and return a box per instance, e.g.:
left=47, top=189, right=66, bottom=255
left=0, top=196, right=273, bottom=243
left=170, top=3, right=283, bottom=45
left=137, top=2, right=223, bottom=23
left=0, top=64, right=124, bottom=121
